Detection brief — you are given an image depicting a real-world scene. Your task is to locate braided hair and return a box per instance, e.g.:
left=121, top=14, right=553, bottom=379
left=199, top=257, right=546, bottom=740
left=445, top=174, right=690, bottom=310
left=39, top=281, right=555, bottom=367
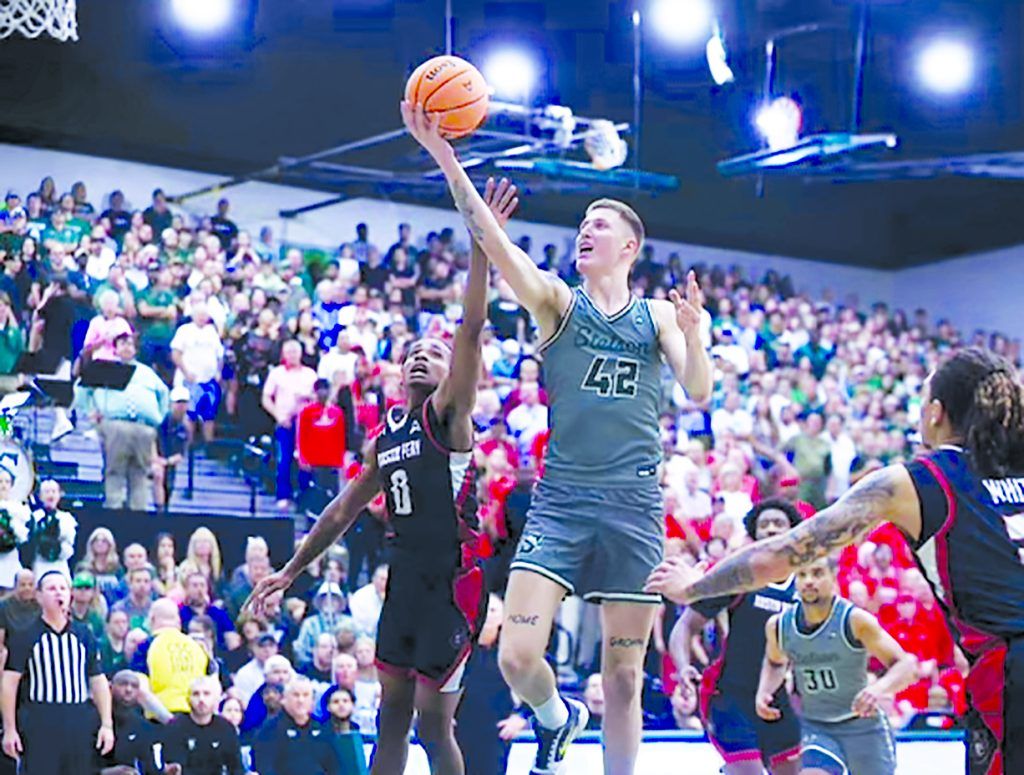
left=929, top=347, right=1024, bottom=478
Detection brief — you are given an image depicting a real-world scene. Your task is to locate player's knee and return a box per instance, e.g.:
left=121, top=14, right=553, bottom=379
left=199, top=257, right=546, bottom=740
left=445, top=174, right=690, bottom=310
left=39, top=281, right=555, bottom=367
left=498, top=640, right=543, bottom=684
left=601, top=660, right=643, bottom=703
left=415, top=707, right=454, bottom=745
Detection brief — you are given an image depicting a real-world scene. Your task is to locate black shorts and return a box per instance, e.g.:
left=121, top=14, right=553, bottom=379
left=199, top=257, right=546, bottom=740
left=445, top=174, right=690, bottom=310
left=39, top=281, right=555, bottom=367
left=375, top=563, right=486, bottom=693
left=703, top=687, right=802, bottom=769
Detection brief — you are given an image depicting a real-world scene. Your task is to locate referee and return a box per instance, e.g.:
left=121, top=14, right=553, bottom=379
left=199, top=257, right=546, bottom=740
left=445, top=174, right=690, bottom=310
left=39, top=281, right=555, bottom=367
left=1, top=570, right=114, bottom=773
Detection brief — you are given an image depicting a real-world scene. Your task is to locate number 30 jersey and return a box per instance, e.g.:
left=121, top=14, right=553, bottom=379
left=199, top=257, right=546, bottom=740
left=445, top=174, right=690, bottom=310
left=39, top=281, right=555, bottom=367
left=540, top=288, right=663, bottom=486
left=375, top=399, right=480, bottom=571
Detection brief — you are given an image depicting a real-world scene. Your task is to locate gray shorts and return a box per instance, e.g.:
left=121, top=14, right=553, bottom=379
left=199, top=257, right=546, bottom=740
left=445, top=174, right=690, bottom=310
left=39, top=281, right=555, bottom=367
left=801, top=715, right=896, bottom=775
left=509, top=478, right=664, bottom=603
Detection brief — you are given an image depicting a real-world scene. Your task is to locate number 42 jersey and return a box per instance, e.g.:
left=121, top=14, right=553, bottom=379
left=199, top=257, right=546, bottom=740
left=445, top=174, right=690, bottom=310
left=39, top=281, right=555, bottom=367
left=540, top=288, right=664, bottom=487
left=375, top=399, right=480, bottom=570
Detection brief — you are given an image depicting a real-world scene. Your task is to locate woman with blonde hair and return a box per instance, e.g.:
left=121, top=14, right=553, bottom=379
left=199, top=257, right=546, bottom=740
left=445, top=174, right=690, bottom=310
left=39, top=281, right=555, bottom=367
left=177, top=526, right=225, bottom=598
left=76, top=526, right=122, bottom=602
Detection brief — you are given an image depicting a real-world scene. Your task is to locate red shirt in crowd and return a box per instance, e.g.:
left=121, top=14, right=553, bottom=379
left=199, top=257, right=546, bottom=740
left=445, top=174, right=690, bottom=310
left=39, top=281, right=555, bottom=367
left=297, top=402, right=346, bottom=468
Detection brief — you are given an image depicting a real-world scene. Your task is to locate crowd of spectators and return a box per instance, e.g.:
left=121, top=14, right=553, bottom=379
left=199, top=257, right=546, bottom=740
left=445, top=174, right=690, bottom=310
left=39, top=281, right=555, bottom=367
left=0, top=174, right=1011, bottom=771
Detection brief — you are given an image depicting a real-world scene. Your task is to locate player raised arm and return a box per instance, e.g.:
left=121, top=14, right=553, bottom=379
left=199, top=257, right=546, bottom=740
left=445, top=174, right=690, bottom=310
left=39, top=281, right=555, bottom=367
left=645, top=465, right=923, bottom=605
left=649, top=270, right=713, bottom=402
left=244, top=445, right=382, bottom=615
left=401, top=102, right=571, bottom=340
left=755, top=615, right=789, bottom=722
left=433, top=177, right=519, bottom=420
left=847, top=609, right=918, bottom=718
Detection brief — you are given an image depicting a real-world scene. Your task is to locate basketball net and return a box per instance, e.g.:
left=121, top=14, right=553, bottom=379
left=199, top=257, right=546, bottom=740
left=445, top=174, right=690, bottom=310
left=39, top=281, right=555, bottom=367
left=0, top=0, right=78, bottom=42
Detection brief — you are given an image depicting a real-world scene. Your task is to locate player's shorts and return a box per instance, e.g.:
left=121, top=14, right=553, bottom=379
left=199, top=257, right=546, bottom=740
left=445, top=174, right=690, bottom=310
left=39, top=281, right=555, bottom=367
left=508, top=478, right=663, bottom=603
left=375, top=562, right=486, bottom=693
left=801, top=715, right=896, bottom=775
left=964, top=635, right=1024, bottom=775
left=186, top=379, right=221, bottom=422
left=703, top=688, right=801, bottom=769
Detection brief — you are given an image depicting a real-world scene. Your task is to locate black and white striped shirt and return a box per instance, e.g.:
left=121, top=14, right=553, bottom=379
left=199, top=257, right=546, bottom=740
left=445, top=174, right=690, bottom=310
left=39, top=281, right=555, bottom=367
left=7, top=617, right=100, bottom=704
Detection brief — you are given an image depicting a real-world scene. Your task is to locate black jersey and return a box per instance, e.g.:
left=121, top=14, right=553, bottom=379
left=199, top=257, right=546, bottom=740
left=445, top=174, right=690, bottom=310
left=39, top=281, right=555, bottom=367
left=907, top=445, right=1024, bottom=648
left=375, top=397, right=479, bottom=573
left=692, top=576, right=796, bottom=693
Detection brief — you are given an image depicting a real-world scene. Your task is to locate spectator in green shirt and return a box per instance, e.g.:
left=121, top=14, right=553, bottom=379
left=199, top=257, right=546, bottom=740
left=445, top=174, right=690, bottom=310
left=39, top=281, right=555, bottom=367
left=137, top=268, right=179, bottom=379
left=0, top=292, right=24, bottom=374
left=41, top=211, right=80, bottom=255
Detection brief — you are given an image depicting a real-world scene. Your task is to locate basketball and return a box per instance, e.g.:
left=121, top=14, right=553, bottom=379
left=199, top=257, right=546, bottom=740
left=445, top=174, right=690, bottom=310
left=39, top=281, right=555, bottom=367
left=405, top=55, right=489, bottom=139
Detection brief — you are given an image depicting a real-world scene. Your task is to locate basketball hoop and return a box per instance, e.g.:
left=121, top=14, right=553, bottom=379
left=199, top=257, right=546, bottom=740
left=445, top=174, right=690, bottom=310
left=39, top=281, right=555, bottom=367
left=0, top=0, right=78, bottom=42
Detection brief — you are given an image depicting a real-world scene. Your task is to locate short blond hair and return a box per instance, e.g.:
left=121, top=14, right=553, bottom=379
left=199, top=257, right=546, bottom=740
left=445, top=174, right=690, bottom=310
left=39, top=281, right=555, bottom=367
left=586, top=199, right=645, bottom=255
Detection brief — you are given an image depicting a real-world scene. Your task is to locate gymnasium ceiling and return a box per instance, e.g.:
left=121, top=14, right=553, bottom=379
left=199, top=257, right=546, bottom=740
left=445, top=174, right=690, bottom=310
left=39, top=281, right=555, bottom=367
left=0, top=0, right=1022, bottom=268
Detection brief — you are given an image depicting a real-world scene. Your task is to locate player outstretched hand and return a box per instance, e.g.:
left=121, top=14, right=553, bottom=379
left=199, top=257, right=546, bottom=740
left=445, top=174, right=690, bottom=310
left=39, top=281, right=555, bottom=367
left=668, top=270, right=704, bottom=336
left=401, top=101, right=452, bottom=160
left=755, top=691, right=782, bottom=722
left=852, top=685, right=883, bottom=718
left=243, top=569, right=295, bottom=618
left=483, top=177, right=519, bottom=227
left=644, top=556, right=705, bottom=604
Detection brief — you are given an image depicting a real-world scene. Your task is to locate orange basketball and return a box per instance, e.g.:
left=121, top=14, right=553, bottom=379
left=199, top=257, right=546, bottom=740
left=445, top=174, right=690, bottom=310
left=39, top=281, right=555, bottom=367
left=405, top=55, right=490, bottom=139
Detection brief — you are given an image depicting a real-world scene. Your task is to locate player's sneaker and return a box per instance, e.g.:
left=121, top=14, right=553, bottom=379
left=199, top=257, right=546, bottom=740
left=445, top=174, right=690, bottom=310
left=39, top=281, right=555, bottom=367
left=530, top=696, right=589, bottom=775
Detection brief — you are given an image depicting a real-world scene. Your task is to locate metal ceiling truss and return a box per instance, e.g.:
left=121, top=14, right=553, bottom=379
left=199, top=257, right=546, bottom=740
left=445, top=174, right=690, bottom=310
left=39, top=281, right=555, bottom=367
left=173, top=101, right=680, bottom=218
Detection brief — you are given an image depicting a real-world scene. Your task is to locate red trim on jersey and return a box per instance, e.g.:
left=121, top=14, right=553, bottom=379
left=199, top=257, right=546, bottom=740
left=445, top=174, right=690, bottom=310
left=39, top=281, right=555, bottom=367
left=918, top=457, right=961, bottom=620
left=422, top=398, right=451, bottom=455
left=415, top=641, right=473, bottom=691
left=769, top=745, right=803, bottom=767
left=375, top=658, right=413, bottom=680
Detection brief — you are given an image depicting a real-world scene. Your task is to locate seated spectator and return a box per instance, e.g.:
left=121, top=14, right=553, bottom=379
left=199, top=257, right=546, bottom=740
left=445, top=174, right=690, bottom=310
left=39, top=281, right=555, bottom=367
left=0, top=569, right=38, bottom=635
left=303, top=632, right=337, bottom=687
left=178, top=526, right=226, bottom=600
left=133, top=598, right=209, bottom=717
left=82, top=289, right=133, bottom=364
left=111, top=566, right=156, bottom=631
left=294, top=581, right=351, bottom=670
left=226, top=554, right=272, bottom=621
left=347, top=564, right=386, bottom=639
left=101, top=609, right=131, bottom=675
left=162, top=676, right=243, bottom=775
left=235, top=631, right=280, bottom=706
left=98, top=670, right=160, bottom=775
left=70, top=571, right=108, bottom=641
left=179, top=572, right=240, bottom=652
left=241, top=654, right=294, bottom=735
left=252, top=677, right=339, bottom=775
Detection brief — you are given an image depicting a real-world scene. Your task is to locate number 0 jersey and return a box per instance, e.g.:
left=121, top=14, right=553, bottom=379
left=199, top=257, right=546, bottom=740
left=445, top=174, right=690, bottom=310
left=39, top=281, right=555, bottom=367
left=540, top=288, right=663, bottom=487
left=375, top=398, right=480, bottom=572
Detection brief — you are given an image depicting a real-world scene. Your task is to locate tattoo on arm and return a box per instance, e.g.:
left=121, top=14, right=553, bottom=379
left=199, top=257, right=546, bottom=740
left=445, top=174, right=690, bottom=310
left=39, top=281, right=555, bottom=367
left=686, top=470, right=896, bottom=602
left=452, top=181, right=485, bottom=243
left=508, top=614, right=540, bottom=626
left=609, top=637, right=646, bottom=649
